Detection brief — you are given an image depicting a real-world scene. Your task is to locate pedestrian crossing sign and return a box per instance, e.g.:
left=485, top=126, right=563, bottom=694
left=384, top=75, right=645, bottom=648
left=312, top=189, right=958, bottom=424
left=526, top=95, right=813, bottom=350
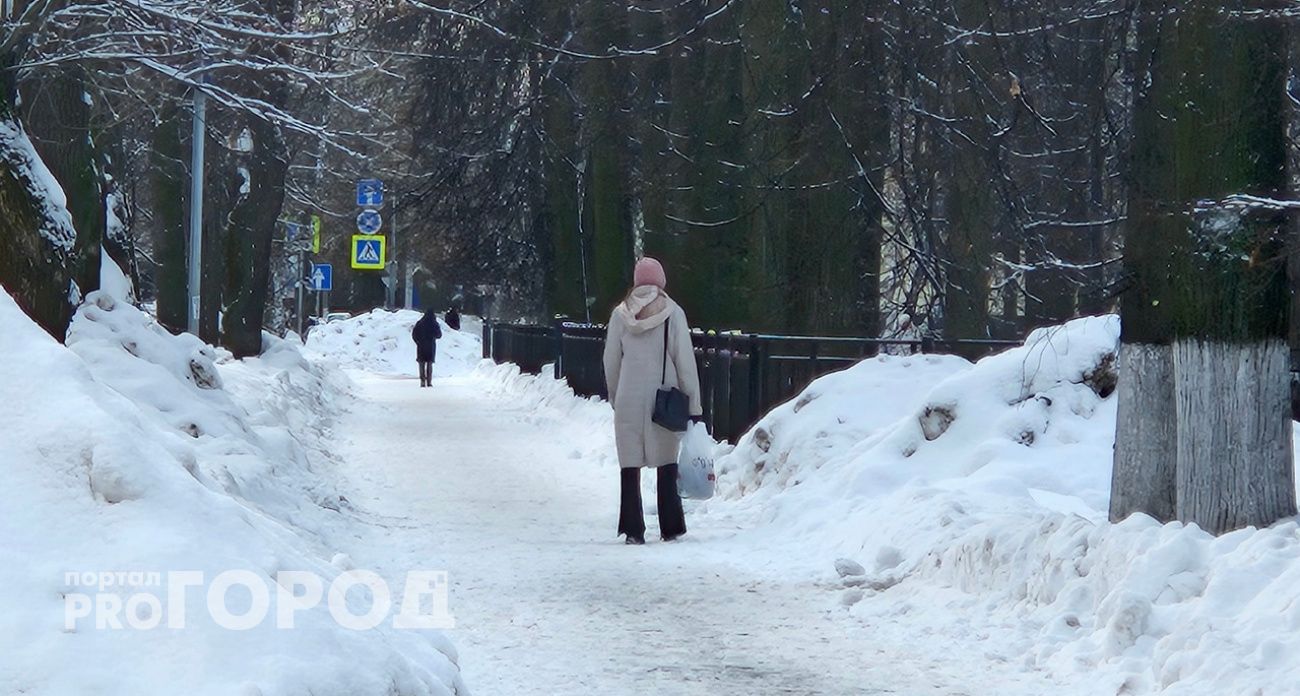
left=351, top=234, right=386, bottom=270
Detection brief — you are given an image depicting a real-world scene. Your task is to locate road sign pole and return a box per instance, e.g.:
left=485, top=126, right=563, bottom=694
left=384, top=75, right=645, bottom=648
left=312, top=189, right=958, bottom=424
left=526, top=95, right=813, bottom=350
left=186, top=88, right=207, bottom=335
left=404, top=262, right=415, bottom=311
left=295, top=250, right=306, bottom=337
left=392, top=189, right=400, bottom=309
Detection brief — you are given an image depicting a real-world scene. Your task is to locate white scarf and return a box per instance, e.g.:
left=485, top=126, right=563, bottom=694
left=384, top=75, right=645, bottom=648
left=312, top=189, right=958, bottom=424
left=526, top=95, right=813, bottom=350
left=617, top=286, right=672, bottom=333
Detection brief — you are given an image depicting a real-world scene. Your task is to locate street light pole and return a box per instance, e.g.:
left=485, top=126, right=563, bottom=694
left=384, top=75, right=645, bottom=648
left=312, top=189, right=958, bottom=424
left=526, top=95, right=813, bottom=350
left=186, top=87, right=207, bottom=335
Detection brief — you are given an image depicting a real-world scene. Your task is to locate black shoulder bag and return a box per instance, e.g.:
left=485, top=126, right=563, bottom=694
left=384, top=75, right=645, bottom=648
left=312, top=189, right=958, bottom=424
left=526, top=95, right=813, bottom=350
left=652, top=316, right=691, bottom=432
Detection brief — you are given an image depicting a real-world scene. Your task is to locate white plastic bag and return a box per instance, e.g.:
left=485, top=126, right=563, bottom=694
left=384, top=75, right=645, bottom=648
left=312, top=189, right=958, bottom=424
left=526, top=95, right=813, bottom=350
left=677, top=422, right=716, bottom=500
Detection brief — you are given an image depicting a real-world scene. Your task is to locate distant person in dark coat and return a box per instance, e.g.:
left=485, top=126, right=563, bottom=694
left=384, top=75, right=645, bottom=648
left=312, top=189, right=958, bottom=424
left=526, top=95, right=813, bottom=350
left=411, top=309, right=442, bottom=388
left=445, top=307, right=461, bottom=332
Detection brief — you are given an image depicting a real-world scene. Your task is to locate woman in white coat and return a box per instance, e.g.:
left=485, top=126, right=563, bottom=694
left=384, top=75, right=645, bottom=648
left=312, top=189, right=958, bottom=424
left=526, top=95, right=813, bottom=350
left=603, top=257, right=703, bottom=545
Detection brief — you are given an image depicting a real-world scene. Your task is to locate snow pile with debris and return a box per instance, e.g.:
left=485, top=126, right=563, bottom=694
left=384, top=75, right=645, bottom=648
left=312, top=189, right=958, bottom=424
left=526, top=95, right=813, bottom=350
left=712, top=314, right=1300, bottom=695
left=305, top=309, right=481, bottom=378
left=64, top=294, right=354, bottom=527
left=717, top=316, right=1120, bottom=517
left=717, top=352, right=972, bottom=498
left=0, top=289, right=465, bottom=696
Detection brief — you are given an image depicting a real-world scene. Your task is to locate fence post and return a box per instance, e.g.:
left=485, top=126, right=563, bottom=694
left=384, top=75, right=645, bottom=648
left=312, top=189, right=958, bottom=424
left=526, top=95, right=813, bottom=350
left=482, top=321, right=492, bottom=361
left=706, top=331, right=721, bottom=432
left=553, top=316, right=565, bottom=380
left=748, top=334, right=763, bottom=423
left=921, top=335, right=935, bottom=354
left=716, top=334, right=732, bottom=441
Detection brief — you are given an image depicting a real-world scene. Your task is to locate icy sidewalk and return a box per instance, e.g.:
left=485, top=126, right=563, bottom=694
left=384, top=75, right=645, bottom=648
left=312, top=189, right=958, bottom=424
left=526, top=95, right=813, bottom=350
left=330, top=370, right=1079, bottom=696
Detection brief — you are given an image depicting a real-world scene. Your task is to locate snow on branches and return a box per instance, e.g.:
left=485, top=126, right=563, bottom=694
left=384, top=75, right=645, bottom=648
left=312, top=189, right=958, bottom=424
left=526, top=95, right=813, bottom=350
left=2, top=0, right=370, bottom=146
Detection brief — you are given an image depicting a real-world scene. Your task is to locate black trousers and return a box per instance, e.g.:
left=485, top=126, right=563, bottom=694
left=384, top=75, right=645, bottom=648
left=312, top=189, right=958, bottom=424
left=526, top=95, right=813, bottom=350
left=418, top=361, right=432, bottom=384
left=618, top=464, right=687, bottom=540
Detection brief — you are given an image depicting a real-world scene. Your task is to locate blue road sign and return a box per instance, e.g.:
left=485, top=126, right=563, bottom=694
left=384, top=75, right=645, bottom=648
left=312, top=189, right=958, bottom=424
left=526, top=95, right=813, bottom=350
left=357, top=209, right=383, bottom=235
left=357, top=179, right=384, bottom=208
left=351, top=235, right=386, bottom=270
left=310, top=263, right=333, bottom=291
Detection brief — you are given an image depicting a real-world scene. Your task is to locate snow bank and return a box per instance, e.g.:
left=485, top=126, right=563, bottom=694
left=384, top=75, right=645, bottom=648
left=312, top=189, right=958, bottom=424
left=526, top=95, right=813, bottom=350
left=64, top=294, right=353, bottom=530
left=713, top=315, right=1300, bottom=694
left=472, top=361, right=618, bottom=468
left=471, top=313, right=1300, bottom=694
left=1, top=290, right=465, bottom=695
left=305, top=309, right=481, bottom=378
left=717, top=352, right=972, bottom=498
left=714, top=316, right=1120, bottom=541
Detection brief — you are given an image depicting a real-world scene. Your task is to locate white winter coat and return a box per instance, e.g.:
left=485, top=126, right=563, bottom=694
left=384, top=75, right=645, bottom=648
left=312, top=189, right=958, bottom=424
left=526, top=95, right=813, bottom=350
left=603, top=286, right=703, bottom=469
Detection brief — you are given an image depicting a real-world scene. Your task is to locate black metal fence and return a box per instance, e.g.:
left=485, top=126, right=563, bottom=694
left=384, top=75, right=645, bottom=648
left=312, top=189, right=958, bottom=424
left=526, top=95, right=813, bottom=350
left=483, top=321, right=1019, bottom=444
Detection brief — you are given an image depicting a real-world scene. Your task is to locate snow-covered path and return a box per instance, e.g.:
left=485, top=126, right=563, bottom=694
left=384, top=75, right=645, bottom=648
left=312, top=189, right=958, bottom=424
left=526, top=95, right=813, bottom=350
left=332, top=372, right=1069, bottom=696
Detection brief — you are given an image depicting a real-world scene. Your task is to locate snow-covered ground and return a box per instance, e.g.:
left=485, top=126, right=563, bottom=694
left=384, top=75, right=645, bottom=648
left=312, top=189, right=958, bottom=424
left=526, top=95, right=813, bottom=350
left=327, top=312, right=1300, bottom=695
left=1, top=290, right=466, bottom=695
left=708, top=316, right=1300, bottom=695
left=332, top=367, right=1078, bottom=695
left=11, top=299, right=1299, bottom=695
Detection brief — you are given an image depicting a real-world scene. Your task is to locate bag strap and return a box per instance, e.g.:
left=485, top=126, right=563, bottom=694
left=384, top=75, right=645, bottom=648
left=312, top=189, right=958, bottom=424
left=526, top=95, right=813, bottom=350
left=661, top=315, right=670, bottom=386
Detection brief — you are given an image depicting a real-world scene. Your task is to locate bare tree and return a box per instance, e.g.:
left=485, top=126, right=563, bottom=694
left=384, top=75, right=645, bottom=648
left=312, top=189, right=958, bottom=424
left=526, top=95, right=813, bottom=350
left=0, top=0, right=366, bottom=343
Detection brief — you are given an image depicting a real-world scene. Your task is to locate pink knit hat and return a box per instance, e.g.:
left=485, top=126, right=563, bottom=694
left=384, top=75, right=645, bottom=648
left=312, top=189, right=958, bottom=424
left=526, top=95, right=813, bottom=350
left=633, top=257, right=667, bottom=289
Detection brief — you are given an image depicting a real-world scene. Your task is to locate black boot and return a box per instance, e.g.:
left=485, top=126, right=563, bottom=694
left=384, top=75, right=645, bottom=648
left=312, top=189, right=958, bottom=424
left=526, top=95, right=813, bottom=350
left=657, top=464, right=687, bottom=541
left=618, top=467, right=646, bottom=544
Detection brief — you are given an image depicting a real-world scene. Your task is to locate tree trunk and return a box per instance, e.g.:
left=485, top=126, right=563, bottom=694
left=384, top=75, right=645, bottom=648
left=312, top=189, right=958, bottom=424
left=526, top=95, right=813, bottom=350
left=221, top=0, right=294, bottom=357
left=738, top=0, right=802, bottom=332
left=0, top=36, right=79, bottom=340
left=1110, top=342, right=1176, bottom=523
left=1288, top=20, right=1300, bottom=420
left=579, top=1, right=633, bottom=314
left=102, top=179, right=138, bottom=296
left=938, top=0, right=999, bottom=347
left=1174, top=338, right=1295, bottom=533
left=152, top=107, right=189, bottom=333
left=1114, top=0, right=1295, bottom=532
left=222, top=116, right=288, bottom=357
left=0, top=111, right=76, bottom=339
left=198, top=125, right=232, bottom=346
left=20, top=65, right=104, bottom=305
